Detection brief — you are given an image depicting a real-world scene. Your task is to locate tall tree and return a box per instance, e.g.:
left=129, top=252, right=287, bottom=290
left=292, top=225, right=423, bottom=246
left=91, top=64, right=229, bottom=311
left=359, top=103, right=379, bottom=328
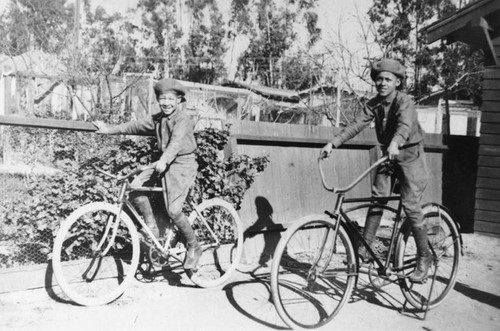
left=182, top=0, right=227, bottom=83
left=0, top=0, right=73, bottom=55
left=235, top=0, right=321, bottom=88
left=136, top=0, right=183, bottom=78
left=368, top=0, right=484, bottom=103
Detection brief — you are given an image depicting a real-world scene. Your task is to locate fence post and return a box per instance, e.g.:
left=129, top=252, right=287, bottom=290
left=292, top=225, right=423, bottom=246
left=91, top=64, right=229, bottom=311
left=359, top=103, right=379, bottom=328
left=0, top=75, right=13, bottom=165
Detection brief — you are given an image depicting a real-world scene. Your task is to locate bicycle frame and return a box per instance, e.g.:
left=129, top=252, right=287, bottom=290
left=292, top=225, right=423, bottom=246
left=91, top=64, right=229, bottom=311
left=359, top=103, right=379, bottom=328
left=92, top=165, right=222, bottom=263
left=339, top=196, right=403, bottom=273
left=318, top=156, right=411, bottom=277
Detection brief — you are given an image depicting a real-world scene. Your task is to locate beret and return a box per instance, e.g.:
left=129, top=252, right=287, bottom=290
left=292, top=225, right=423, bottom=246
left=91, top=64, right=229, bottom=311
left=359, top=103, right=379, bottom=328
left=153, top=78, right=186, bottom=102
left=370, top=58, right=406, bottom=81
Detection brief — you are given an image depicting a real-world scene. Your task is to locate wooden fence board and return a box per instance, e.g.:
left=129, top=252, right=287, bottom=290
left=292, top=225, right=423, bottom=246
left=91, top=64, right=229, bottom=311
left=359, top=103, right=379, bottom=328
left=479, top=134, right=500, bottom=145
left=0, top=115, right=97, bottom=132
left=480, top=123, right=500, bottom=134
left=480, top=111, right=500, bottom=123
left=476, top=188, right=500, bottom=200
left=483, top=79, right=500, bottom=90
left=478, top=166, right=500, bottom=178
left=476, top=177, right=500, bottom=189
left=481, top=102, right=500, bottom=113
left=475, top=209, right=500, bottom=223
left=475, top=199, right=500, bottom=212
left=478, top=155, right=500, bottom=167
left=484, top=68, right=500, bottom=79
left=474, top=220, right=500, bottom=234
left=479, top=145, right=500, bottom=156
left=483, top=90, right=500, bottom=101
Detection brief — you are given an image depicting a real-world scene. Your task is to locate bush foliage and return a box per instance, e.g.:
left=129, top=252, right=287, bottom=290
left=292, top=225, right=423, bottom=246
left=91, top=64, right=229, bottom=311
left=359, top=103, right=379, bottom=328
left=0, top=126, right=268, bottom=267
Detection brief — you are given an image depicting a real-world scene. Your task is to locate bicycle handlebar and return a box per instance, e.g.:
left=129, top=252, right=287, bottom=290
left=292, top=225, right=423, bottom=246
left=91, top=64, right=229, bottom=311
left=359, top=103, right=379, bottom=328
left=93, top=162, right=158, bottom=182
left=318, top=156, right=389, bottom=193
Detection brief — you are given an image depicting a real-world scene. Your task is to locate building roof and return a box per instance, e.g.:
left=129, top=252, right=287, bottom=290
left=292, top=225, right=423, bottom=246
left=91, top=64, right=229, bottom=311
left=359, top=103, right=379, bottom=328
left=421, top=0, right=500, bottom=65
left=223, top=81, right=301, bottom=103
left=0, top=50, right=66, bottom=76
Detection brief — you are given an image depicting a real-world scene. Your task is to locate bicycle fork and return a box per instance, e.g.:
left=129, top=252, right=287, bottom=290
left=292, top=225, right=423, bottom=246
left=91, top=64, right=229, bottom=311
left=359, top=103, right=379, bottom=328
left=303, top=195, right=346, bottom=290
left=82, top=184, right=128, bottom=281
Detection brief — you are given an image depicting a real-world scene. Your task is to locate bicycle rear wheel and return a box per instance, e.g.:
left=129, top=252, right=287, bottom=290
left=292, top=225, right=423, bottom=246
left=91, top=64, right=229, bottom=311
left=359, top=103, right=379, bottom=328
left=270, top=214, right=356, bottom=329
left=52, top=202, right=140, bottom=306
left=395, top=203, right=461, bottom=310
left=187, top=198, right=243, bottom=288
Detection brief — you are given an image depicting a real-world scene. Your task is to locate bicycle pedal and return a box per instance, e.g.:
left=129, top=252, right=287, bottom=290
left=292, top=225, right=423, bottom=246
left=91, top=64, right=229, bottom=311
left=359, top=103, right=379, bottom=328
left=409, top=276, right=428, bottom=284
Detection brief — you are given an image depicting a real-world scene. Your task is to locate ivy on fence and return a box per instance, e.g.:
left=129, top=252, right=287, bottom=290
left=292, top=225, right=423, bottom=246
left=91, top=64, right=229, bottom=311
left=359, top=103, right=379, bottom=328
left=0, top=125, right=268, bottom=268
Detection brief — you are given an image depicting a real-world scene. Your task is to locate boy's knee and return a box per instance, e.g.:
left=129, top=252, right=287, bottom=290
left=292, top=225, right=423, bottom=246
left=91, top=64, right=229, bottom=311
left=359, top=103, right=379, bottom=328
left=167, top=204, right=184, bottom=222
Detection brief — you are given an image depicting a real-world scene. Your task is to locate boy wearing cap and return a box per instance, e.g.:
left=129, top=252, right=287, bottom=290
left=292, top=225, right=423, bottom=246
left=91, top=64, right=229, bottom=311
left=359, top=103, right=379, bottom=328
left=320, top=58, right=431, bottom=283
left=93, top=78, right=202, bottom=270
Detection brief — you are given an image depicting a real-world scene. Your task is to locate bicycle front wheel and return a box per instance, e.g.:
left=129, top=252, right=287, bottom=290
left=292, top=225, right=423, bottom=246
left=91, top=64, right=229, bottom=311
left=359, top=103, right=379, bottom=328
left=52, top=202, right=140, bottom=306
left=187, top=198, right=243, bottom=288
left=270, top=214, right=356, bottom=329
left=395, top=203, right=461, bottom=310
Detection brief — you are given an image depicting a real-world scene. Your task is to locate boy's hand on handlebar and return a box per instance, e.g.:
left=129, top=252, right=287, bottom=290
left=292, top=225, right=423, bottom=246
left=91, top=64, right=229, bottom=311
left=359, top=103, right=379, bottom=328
left=320, top=143, right=333, bottom=159
left=155, top=161, right=167, bottom=175
left=387, top=141, right=400, bottom=160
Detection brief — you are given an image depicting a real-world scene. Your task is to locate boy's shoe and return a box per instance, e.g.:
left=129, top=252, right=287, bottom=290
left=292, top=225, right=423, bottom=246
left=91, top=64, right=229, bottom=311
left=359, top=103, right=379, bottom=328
left=358, top=246, right=374, bottom=265
left=409, top=253, right=433, bottom=283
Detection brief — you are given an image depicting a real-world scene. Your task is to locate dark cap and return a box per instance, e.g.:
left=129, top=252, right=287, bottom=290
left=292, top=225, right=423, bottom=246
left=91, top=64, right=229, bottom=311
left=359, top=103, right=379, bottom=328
left=370, top=58, right=406, bottom=81
left=153, top=78, right=186, bottom=102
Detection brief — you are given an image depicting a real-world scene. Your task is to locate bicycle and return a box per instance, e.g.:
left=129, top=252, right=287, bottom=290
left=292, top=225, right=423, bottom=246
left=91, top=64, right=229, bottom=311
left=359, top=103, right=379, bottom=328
left=52, top=163, right=244, bottom=306
left=270, top=156, right=462, bottom=329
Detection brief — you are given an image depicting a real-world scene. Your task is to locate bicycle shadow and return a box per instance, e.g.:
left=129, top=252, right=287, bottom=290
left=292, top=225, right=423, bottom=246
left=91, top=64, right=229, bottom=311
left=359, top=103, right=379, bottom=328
left=350, top=276, right=403, bottom=310
left=223, top=272, right=288, bottom=330
left=135, top=256, right=198, bottom=288
left=349, top=273, right=429, bottom=319
left=44, top=260, right=77, bottom=305
left=453, top=281, right=500, bottom=310
left=242, top=196, right=284, bottom=274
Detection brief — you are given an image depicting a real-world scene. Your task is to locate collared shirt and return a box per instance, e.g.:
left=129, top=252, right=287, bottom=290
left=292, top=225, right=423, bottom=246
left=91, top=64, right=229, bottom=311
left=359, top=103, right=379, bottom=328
left=331, top=91, right=425, bottom=148
left=108, top=109, right=197, bottom=165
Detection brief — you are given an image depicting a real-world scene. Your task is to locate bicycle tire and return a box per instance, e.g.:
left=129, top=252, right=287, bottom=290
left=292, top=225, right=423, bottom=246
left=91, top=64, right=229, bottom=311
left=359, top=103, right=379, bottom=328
left=52, top=202, right=140, bottom=306
left=395, top=203, right=461, bottom=310
left=270, top=214, right=356, bottom=329
left=186, top=198, right=244, bottom=288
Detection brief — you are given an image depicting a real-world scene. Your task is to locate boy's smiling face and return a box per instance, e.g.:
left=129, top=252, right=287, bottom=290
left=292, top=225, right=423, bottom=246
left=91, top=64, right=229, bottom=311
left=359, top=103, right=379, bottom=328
left=375, top=71, right=401, bottom=98
left=157, top=91, right=182, bottom=116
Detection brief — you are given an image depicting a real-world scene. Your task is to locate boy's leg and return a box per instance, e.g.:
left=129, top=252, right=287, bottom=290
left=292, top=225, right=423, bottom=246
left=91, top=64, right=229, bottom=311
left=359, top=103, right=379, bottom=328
left=360, top=165, right=391, bottom=261
left=398, top=144, right=431, bottom=283
left=129, top=168, right=160, bottom=238
left=163, top=156, right=200, bottom=269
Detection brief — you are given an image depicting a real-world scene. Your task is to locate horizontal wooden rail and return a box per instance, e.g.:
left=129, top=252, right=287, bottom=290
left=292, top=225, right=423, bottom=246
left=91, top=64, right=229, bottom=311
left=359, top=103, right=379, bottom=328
left=0, top=115, right=97, bottom=132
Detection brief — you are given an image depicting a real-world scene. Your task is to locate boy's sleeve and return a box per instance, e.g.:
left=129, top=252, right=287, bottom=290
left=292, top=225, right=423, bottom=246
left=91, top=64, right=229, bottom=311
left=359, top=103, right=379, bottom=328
left=107, top=117, right=156, bottom=136
left=391, top=97, right=417, bottom=147
left=331, top=104, right=374, bottom=148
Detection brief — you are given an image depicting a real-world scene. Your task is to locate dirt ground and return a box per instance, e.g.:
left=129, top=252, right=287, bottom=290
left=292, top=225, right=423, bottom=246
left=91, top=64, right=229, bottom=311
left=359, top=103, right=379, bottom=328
left=0, top=232, right=499, bottom=331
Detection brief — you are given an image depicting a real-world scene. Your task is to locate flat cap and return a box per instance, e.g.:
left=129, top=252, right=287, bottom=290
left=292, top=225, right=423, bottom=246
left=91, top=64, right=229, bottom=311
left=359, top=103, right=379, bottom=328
left=370, top=58, right=406, bottom=81
left=153, top=78, right=186, bottom=102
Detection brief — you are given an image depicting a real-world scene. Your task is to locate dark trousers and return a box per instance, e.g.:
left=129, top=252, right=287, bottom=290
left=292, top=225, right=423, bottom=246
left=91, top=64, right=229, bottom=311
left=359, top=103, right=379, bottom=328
left=130, top=154, right=198, bottom=244
left=364, top=144, right=429, bottom=253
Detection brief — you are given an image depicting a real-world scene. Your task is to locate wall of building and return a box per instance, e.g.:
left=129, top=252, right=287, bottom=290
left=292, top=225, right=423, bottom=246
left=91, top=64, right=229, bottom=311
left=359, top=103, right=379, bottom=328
left=474, top=66, right=500, bottom=235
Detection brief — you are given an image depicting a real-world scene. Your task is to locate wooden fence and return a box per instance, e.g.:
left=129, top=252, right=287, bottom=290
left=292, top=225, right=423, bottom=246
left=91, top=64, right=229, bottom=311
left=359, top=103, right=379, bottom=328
left=224, top=120, right=478, bottom=263
left=0, top=117, right=482, bottom=291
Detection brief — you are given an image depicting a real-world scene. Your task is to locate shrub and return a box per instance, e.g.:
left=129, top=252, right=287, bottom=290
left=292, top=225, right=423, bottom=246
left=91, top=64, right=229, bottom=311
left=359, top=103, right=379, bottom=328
left=0, top=125, right=268, bottom=267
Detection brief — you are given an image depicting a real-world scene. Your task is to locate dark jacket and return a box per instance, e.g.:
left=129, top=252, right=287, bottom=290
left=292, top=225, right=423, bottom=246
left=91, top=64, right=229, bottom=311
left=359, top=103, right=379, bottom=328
left=108, top=110, right=197, bottom=165
left=331, top=91, right=425, bottom=148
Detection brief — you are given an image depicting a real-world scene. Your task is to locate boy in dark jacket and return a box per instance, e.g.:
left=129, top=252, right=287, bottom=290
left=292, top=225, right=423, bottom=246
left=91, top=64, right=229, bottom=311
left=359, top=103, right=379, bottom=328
left=321, top=59, right=431, bottom=283
left=93, top=78, right=201, bottom=270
